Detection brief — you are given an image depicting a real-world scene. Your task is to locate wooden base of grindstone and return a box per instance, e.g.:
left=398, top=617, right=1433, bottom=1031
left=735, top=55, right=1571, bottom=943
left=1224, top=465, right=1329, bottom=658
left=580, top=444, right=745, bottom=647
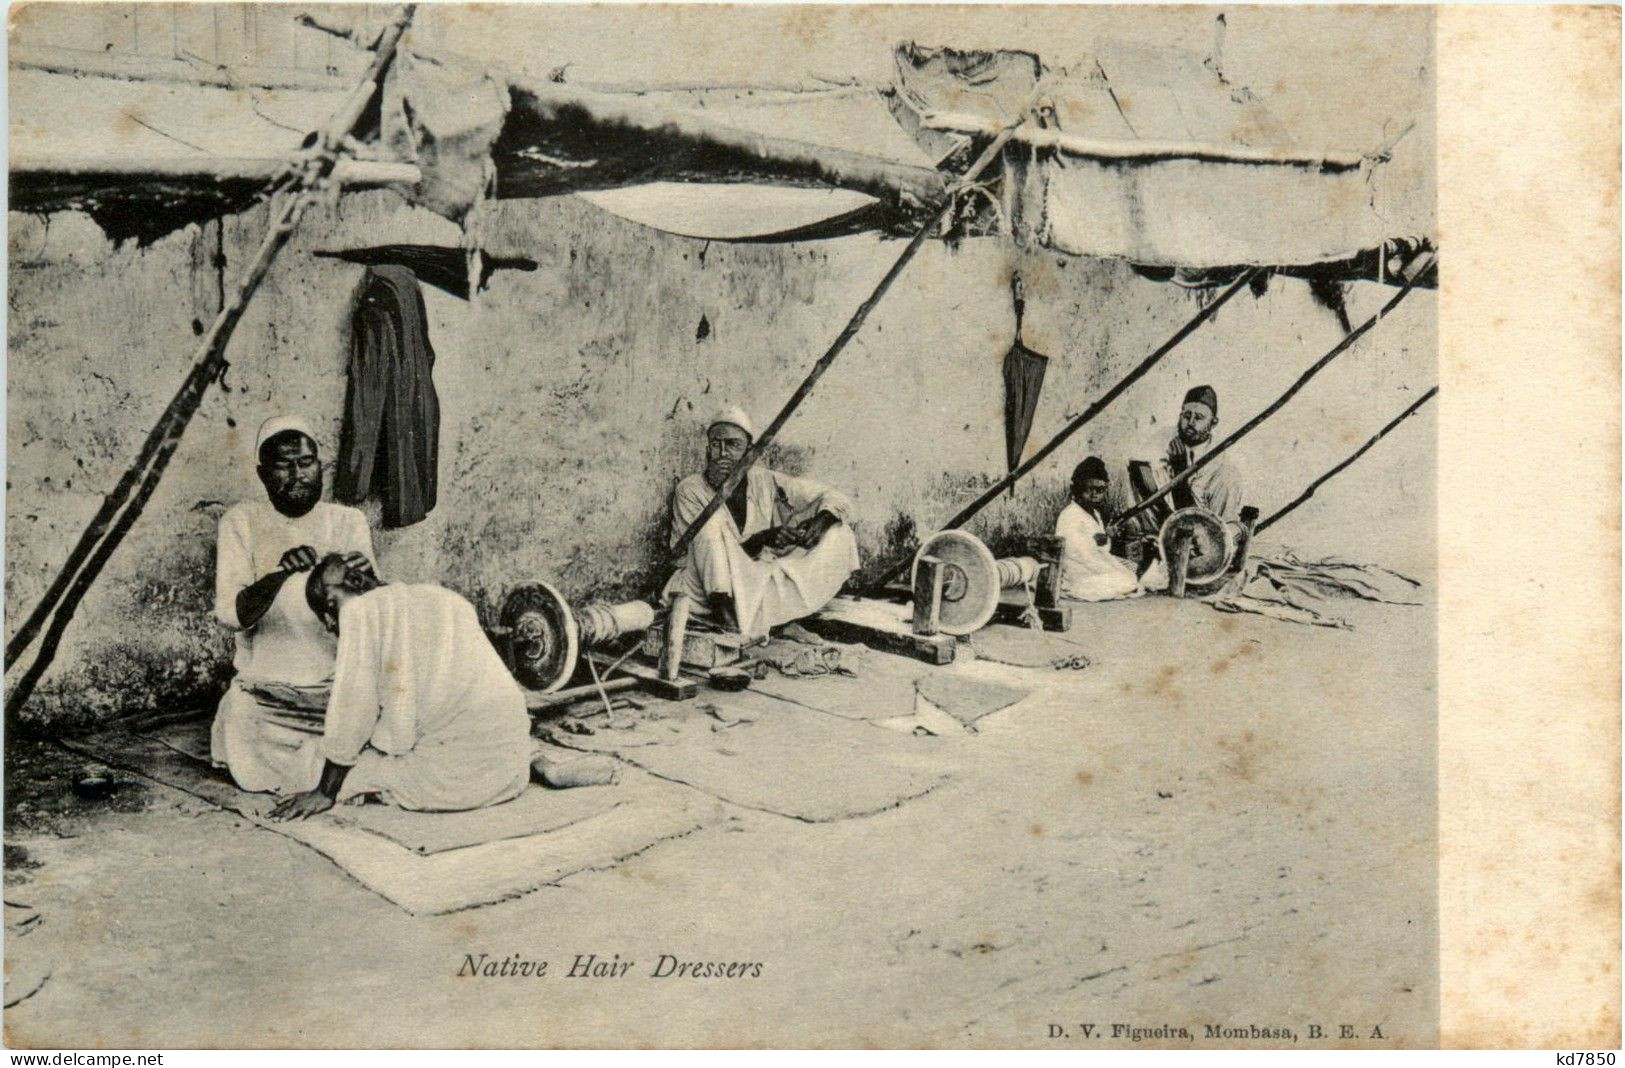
left=585, top=650, right=697, bottom=701
left=640, top=627, right=746, bottom=670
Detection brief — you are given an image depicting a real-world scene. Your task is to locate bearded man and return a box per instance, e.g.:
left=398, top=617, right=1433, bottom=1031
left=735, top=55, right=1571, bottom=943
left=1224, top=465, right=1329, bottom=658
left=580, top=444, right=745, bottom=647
left=211, top=416, right=375, bottom=794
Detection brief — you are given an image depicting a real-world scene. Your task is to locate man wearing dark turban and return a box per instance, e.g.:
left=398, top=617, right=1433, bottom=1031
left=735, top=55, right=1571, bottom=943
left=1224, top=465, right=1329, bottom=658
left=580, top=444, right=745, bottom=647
left=1164, top=384, right=1244, bottom=520
left=1126, top=384, right=1247, bottom=590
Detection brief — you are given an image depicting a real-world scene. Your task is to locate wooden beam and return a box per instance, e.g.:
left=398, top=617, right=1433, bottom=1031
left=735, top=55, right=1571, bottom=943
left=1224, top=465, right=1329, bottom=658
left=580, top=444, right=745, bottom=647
left=920, top=110, right=1368, bottom=170
left=12, top=155, right=420, bottom=187
left=10, top=42, right=354, bottom=92
left=799, top=597, right=957, bottom=666
left=585, top=651, right=697, bottom=702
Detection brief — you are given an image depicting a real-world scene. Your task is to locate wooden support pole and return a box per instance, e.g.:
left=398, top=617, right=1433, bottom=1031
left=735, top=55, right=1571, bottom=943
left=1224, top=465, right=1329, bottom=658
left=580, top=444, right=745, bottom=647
left=668, top=108, right=1036, bottom=560
left=1256, top=387, right=1438, bottom=535
left=1167, top=532, right=1196, bottom=600
left=660, top=594, right=693, bottom=682
left=911, top=557, right=944, bottom=637
left=867, top=267, right=1262, bottom=593
left=1114, top=251, right=1437, bottom=531
left=3, top=5, right=418, bottom=725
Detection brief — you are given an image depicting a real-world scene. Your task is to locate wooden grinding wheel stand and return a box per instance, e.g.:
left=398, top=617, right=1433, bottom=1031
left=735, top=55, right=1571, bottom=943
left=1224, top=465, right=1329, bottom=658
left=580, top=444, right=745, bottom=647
left=911, top=530, right=1071, bottom=635
left=797, top=530, right=1070, bottom=666
left=1158, top=505, right=1260, bottom=598
left=495, top=583, right=696, bottom=710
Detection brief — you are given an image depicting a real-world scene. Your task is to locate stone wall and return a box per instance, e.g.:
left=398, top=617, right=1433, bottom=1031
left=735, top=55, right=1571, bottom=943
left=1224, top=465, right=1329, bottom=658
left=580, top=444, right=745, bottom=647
left=6, top=191, right=1435, bottom=725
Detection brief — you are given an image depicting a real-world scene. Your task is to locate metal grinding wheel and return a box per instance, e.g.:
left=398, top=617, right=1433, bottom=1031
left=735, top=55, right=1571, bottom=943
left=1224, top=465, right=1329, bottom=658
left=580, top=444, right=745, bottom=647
left=912, top=530, right=1001, bottom=635
left=1159, top=507, right=1236, bottom=591
left=499, top=581, right=579, bottom=692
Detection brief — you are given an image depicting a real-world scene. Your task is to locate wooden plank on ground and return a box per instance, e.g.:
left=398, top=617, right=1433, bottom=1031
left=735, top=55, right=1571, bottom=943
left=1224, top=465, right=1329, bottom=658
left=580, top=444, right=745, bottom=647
left=800, top=596, right=956, bottom=665
left=586, top=650, right=697, bottom=700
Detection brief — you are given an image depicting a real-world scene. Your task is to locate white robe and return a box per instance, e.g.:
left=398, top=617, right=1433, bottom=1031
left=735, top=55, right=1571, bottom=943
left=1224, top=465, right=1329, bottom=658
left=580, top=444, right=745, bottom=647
left=210, top=500, right=372, bottom=793
left=663, top=467, right=860, bottom=640
left=322, top=584, right=532, bottom=812
left=1054, top=502, right=1141, bottom=602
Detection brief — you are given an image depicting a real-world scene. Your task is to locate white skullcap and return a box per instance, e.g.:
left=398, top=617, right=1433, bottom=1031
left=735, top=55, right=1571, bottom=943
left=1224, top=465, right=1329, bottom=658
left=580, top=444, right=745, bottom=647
left=708, top=406, right=754, bottom=442
left=255, top=415, right=319, bottom=456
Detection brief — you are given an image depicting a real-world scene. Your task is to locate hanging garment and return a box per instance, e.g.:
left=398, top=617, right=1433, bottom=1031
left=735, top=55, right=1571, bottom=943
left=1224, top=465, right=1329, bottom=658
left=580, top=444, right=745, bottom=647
left=336, top=266, right=441, bottom=528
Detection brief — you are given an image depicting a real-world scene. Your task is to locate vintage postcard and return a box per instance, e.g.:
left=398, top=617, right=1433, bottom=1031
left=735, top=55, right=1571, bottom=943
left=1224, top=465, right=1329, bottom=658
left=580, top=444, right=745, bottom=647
left=2, top=1, right=1616, bottom=1051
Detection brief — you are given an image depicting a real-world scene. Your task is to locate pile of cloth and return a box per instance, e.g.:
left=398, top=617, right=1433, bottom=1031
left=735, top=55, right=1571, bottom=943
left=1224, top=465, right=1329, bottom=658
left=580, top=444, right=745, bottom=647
left=734, top=625, right=860, bottom=680
left=1207, top=552, right=1423, bottom=629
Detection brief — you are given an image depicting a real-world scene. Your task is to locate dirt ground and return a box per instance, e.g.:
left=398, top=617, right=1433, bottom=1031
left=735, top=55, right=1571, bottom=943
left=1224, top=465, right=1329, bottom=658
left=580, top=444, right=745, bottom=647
left=3, top=594, right=1436, bottom=1049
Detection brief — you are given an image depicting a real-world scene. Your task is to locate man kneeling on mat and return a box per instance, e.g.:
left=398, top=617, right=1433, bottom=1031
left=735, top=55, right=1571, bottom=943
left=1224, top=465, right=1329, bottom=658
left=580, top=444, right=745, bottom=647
left=269, top=555, right=532, bottom=820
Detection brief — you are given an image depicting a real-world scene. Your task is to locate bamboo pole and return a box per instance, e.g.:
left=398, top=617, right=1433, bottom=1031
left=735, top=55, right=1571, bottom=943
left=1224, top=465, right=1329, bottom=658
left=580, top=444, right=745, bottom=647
left=667, top=107, right=1036, bottom=560
left=4, top=6, right=418, bottom=724
left=866, top=266, right=1261, bottom=592
left=1256, top=386, right=1438, bottom=535
left=1112, top=250, right=1437, bottom=531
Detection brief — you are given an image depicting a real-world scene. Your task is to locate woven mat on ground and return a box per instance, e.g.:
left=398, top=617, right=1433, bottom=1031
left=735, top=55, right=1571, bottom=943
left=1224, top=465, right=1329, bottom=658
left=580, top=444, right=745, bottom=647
left=146, top=720, right=637, bottom=855
left=543, top=690, right=955, bottom=823
left=966, top=623, right=1095, bottom=670
left=749, top=645, right=927, bottom=720
left=913, top=675, right=1031, bottom=728
left=61, top=723, right=721, bottom=915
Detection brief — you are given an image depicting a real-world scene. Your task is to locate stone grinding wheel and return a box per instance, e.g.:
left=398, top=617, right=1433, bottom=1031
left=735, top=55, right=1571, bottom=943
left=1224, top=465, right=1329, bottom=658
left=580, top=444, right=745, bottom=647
left=499, top=581, right=579, bottom=692
left=912, top=530, right=1001, bottom=635
left=1159, top=506, right=1236, bottom=590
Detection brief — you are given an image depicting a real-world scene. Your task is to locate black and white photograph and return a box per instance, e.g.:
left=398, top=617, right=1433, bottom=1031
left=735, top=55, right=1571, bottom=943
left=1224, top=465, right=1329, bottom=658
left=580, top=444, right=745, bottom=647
left=0, top=1, right=1614, bottom=1051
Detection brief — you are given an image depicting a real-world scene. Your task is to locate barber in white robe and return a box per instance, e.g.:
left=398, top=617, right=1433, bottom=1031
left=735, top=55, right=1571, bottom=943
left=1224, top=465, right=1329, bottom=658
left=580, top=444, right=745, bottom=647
left=211, top=416, right=376, bottom=794
left=1054, top=456, right=1141, bottom=602
left=269, top=556, right=532, bottom=820
left=663, top=407, right=860, bottom=640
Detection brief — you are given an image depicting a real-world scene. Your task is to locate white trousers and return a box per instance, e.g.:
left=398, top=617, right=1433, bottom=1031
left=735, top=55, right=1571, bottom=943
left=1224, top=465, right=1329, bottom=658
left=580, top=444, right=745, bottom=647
left=210, top=683, right=326, bottom=795
left=665, top=521, right=859, bottom=639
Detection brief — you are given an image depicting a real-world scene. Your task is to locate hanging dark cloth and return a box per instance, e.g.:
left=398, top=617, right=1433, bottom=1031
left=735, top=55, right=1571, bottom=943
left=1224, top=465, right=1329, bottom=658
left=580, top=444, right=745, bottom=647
left=1001, top=274, right=1048, bottom=491
left=336, top=266, right=440, bottom=528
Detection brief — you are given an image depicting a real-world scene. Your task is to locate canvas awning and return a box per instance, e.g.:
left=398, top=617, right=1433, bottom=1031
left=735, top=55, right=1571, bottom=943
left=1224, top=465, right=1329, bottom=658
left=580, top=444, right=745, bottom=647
left=10, top=20, right=1435, bottom=275
left=8, top=66, right=418, bottom=243
left=890, top=42, right=1435, bottom=269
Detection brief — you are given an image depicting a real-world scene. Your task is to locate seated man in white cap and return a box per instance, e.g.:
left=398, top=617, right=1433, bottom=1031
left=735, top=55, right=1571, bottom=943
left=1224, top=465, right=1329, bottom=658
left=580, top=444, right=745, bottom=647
left=211, top=416, right=377, bottom=794
left=663, top=407, right=860, bottom=640
left=267, top=555, right=531, bottom=819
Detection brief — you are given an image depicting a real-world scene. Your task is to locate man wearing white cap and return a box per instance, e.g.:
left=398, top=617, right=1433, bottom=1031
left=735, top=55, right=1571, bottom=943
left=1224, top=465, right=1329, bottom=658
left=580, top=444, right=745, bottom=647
left=664, top=407, right=860, bottom=640
left=211, top=416, right=377, bottom=794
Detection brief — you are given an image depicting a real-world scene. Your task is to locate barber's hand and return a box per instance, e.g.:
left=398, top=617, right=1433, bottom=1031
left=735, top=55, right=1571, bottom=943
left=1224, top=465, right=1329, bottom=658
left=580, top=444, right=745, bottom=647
left=341, top=551, right=376, bottom=581
left=279, top=545, right=319, bottom=572
left=269, top=789, right=335, bottom=821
